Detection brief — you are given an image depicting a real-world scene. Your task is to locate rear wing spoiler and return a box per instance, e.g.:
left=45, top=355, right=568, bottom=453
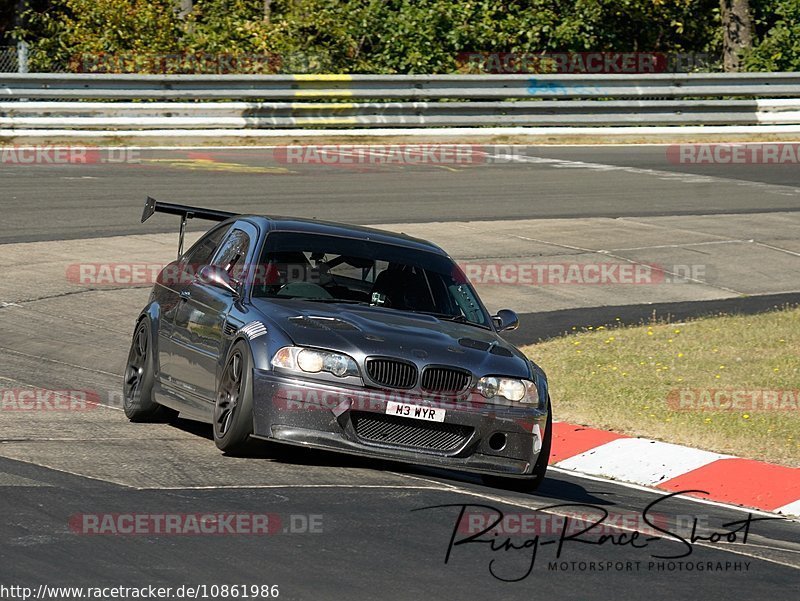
left=141, top=196, right=237, bottom=258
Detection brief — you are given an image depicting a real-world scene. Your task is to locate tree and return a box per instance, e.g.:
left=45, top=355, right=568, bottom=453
left=720, top=0, right=754, bottom=71
left=178, top=0, right=193, bottom=18
left=15, top=0, right=785, bottom=75
left=742, top=0, right=800, bottom=71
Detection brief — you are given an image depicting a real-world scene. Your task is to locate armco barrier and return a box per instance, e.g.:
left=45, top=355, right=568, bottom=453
left=1, top=73, right=799, bottom=131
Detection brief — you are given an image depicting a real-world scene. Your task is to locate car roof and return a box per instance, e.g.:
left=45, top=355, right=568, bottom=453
left=237, top=215, right=448, bottom=256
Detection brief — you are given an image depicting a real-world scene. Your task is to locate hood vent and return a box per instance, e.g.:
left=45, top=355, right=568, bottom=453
left=458, top=337, right=514, bottom=357
left=458, top=337, right=490, bottom=351
left=288, top=316, right=360, bottom=331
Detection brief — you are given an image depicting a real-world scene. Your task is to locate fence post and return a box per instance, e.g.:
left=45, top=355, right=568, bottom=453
left=17, top=41, right=29, bottom=74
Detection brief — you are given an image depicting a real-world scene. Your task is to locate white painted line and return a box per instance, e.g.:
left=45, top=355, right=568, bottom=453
left=4, top=125, right=800, bottom=137
left=775, top=499, right=800, bottom=518
left=394, top=466, right=787, bottom=521
left=755, top=241, right=800, bottom=258
left=137, top=483, right=445, bottom=491
left=0, top=462, right=139, bottom=489
left=0, top=473, right=53, bottom=487
left=509, top=152, right=800, bottom=197
left=607, top=239, right=745, bottom=252
left=555, top=438, right=730, bottom=486
left=4, top=142, right=800, bottom=150
left=1, top=438, right=153, bottom=442
left=393, top=472, right=800, bottom=569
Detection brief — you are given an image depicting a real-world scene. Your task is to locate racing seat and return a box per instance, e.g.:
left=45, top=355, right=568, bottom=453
left=372, top=264, right=436, bottom=311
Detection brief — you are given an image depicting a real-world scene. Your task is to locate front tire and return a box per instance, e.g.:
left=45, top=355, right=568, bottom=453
left=213, top=340, right=255, bottom=454
left=482, top=400, right=552, bottom=493
left=123, top=319, right=172, bottom=422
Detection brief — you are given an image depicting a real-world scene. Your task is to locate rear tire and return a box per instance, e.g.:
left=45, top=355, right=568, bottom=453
left=482, top=400, right=552, bottom=493
left=213, top=340, right=255, bottom=454
left=123, top=319, right=174, bottom=422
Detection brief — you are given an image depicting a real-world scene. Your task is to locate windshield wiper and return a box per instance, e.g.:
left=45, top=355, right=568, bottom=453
left=432, top=313, right=469, bottom=323
left=302, top=298, right=370, bottom=305
left=407, top=310, right=485, bottom=327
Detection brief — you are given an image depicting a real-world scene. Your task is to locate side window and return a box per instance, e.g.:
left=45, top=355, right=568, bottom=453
left=211, top=229, right=252, bottom=283
left=183, top=225, right=231, bottom=271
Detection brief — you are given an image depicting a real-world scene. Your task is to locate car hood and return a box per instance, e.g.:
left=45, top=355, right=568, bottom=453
left=251, top=299, right=532, bottom=378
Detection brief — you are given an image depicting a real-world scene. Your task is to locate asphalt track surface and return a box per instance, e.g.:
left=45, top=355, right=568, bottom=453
left=3, top=144, right=800, bottom=244
left=1, top=145, right=799, bottom=600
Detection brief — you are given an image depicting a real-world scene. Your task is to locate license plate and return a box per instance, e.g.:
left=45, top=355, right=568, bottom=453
left=385, top=401, right=445, bottom=423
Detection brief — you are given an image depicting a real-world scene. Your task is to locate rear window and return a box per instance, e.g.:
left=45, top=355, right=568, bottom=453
left=183, top=224, right=231, bottom=267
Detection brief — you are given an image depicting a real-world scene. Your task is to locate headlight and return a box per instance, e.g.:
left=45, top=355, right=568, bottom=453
left=476, top=376, right=538, bottom=403
left=271, top=346, right=359, bottom=378
left=297, top=349, right=324, bottom=373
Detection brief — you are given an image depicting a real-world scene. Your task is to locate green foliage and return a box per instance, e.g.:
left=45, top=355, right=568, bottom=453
left=17, top=0, right=183, bottom=71
left=262, top=0, right=721, bottom=73
left=9, top=0, right=790, bottom=73
left=744, top=0, right=800, bottom=71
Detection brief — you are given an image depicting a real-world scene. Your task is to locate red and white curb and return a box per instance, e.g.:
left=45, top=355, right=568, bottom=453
left=550, top=423, right=800, bottom=519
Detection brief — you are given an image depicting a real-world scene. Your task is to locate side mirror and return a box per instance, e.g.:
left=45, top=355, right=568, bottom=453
left=198, top=265, right=239, bottom=297
left=492, top=309, right=519, bottom=332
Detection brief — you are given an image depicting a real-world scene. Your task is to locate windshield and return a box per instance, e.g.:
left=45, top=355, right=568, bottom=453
left=251, top=231, right=489, bottom=326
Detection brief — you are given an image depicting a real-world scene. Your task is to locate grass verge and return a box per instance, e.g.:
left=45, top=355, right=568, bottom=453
left=522, top=306, right=799, bottom=466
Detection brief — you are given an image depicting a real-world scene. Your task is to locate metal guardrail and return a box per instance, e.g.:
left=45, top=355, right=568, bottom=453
left=3, top=72, right=800, bottom=99
left=2, top=99, right=800, bottom=128
left=1, top=73, right=799, bottom=130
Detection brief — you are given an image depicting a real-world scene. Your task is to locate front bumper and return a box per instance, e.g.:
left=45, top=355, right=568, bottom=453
left=251, top=370, right=548, bottom=477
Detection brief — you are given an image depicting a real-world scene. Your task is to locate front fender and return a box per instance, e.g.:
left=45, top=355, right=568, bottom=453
left=216, top=319, right=293, bottom=390
left=529, top=360, right=550, bottom=412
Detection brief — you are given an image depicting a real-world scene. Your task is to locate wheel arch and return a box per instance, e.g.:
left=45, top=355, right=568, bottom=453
left=135, top=302, right=162, bottom=369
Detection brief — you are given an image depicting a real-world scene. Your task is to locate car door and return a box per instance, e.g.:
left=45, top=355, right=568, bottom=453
left=157, top=223, right=231, bottom=390
left=169, top=222, right=258, bottom=405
